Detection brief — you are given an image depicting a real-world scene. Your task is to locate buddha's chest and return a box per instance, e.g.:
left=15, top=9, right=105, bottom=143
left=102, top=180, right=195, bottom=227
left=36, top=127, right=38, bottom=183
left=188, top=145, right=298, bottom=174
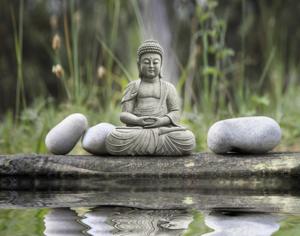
left=137, top=82, right=161, bottom=98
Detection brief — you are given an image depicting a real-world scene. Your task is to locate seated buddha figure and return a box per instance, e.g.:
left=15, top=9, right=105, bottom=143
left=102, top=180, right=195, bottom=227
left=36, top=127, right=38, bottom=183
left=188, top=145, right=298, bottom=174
left=105, top=40, right=195, bottom=156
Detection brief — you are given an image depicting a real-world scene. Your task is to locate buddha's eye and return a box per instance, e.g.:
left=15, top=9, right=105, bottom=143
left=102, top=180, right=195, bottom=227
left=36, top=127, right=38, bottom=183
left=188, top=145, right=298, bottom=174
left=143, top=59, right=150, bottom=64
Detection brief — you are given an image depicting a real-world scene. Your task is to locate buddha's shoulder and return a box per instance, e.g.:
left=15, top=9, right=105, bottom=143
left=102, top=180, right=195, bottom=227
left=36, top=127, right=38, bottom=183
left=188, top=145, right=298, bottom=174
left=127, top=79, right=140, bottom=86
left=121, top=80, right=140, bottom=103
left=161, top=80, right=177, bottom=91
left=161, top=80, right=175, bottom=86
left=125, top=79, right=140, bottom=91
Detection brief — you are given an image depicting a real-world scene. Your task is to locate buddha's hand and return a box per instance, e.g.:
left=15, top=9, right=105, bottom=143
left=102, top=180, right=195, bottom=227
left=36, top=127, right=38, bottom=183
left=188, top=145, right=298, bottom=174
left=144, top=116, right=170, bottom=128
left=136, top=116, right=156, bottom=127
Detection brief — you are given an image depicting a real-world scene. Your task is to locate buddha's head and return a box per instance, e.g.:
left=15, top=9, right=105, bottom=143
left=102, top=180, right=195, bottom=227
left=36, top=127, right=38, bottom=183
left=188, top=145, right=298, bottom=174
left=137, top=40, right=163, bottom=80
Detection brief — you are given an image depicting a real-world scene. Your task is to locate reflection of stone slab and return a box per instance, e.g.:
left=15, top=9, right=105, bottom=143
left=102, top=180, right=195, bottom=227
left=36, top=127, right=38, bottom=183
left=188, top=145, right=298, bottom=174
left=1, top=188, right=300, bottom=214
left=0, top=176, right=300, bottom=214
left=0, top=152, right=300, bottom=177
left=1, top=152, right=300, bottom=214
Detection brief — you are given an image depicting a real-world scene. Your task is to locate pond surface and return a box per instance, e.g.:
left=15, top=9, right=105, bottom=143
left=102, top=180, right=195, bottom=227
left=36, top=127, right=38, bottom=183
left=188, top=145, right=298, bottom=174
left=1, top=207, right=300, bottom=235
left=0, top=176, right=300, bottom=235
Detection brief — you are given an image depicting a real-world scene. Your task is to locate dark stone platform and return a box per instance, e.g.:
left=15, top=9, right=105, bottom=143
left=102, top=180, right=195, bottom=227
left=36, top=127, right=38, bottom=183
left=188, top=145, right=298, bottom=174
left=0, top=152, right=299, bottom=177
left=0, top=152, right=300, bottom=212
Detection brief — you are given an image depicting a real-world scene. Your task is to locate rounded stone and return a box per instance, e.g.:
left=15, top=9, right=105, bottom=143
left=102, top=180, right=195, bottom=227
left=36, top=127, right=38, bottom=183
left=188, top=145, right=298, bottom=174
left=207, top=116, right=281, bottom=154
left=82, top=123, right=115, bottom=155
left=45, top=113, right=88, bottom=155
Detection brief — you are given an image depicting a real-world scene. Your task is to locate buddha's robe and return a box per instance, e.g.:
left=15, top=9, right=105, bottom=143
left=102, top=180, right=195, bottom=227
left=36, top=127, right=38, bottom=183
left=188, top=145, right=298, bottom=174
left=105, top=79, right=195, bottom=156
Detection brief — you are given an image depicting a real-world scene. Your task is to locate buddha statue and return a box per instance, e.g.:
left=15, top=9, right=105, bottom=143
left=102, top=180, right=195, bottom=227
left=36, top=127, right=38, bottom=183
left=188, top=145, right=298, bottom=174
left=105, top=40, right=195, bottom=156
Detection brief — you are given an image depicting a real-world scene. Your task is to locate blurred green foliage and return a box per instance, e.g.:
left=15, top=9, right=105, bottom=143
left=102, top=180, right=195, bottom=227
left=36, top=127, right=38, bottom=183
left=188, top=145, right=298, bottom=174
left=0, top=209, right=48, bottom=236
left=273, top=215, right=300, bottom=236
left=183, top=210, right=213, bottom=235
left=1, top=0, right=300, bottom=153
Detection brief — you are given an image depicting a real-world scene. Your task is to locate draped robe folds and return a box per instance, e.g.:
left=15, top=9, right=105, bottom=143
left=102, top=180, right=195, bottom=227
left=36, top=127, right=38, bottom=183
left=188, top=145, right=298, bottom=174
left=105, top=79, right=196, bottom=156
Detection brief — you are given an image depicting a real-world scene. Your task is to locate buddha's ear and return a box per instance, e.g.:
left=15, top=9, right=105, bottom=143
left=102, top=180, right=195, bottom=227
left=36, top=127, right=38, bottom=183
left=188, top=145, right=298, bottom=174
left=159, top=67, right=163, bottom=78
left=159, top=72, right=163, bottom=79
left=159, top=64, right=163, bottom=78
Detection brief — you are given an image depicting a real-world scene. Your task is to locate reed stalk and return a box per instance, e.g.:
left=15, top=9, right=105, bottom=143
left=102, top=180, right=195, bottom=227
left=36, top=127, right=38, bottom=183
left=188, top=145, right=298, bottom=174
left=11, top=0, right=26, bottom=123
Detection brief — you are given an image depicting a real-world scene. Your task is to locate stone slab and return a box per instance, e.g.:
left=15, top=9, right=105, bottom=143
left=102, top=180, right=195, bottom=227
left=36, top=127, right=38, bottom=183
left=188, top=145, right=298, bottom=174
left=0, top=152, right=299, bottom=177
left=0, top=153, right=300, bottom=212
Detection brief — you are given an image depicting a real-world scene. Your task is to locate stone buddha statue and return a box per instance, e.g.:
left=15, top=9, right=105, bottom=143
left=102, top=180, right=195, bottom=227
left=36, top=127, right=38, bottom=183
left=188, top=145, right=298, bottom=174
left=105, top=40, right=195, bottom=156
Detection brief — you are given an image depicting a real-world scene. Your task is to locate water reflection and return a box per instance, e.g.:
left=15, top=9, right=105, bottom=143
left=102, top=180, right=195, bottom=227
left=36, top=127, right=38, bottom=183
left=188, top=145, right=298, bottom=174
left=1, top=175, right=300, bottom=235
left=44, top=207, right=193, bottom=236
left=44, top=208, right=86, bottom=236
left=1, top=176, right=300, bottom=213
left=42, top=207, right=286, bottom=236
left=203, top=212, right=281, bottom=236
left=0, top=206, right=298, bottom=235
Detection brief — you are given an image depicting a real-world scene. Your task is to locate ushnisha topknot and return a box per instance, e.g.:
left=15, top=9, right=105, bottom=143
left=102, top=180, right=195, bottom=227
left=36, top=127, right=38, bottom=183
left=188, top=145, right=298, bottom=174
left=137, top=39, right=163, bottom=61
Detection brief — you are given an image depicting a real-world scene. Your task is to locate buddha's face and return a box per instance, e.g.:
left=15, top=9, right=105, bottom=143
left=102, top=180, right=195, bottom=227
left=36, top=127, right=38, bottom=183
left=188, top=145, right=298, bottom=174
left=139, top=53, right=162, bottom=79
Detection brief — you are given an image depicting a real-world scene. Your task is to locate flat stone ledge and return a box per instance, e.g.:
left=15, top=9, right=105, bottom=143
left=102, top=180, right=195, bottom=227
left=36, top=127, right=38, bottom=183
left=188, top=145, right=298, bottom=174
left=0, top=152, right=300, bottom=177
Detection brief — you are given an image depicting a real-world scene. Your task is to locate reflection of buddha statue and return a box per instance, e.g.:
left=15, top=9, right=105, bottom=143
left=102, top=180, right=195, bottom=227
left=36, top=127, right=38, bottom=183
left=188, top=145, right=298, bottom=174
left=105, top=40, right=195, bottom=156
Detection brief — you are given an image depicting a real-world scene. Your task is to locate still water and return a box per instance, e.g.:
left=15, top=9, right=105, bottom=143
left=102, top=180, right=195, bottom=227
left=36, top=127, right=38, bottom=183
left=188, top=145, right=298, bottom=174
left=1, top=207, right=300, bottom=235
left=0, top=176, right=300, bottom=235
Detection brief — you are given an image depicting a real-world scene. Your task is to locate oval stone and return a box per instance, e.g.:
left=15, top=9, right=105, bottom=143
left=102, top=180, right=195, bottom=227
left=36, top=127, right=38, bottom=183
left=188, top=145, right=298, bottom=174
left=207, top=116, right=281, bottom=154
left=45, top=113, right=88, bottom=155
left=82, top=123, right=115, bottom=155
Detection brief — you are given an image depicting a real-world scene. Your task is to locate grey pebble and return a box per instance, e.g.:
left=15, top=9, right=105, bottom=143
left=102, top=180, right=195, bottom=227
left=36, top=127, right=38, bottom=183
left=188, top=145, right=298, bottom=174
left=45, top=113, right=88, bottom=155
left=82, top=123, right=115, bottom=155
left=207, top=116, right=281, bottom=154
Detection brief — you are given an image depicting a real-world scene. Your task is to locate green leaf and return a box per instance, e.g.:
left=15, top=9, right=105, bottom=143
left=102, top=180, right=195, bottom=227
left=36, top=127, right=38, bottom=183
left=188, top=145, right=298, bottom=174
left=251, top=95, right=270, bottom=107
left=200, top=12, right=211, bottom=22
left=217, top=48, right=235, bottom=59
left=203, top=66, right=220, bottom=77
